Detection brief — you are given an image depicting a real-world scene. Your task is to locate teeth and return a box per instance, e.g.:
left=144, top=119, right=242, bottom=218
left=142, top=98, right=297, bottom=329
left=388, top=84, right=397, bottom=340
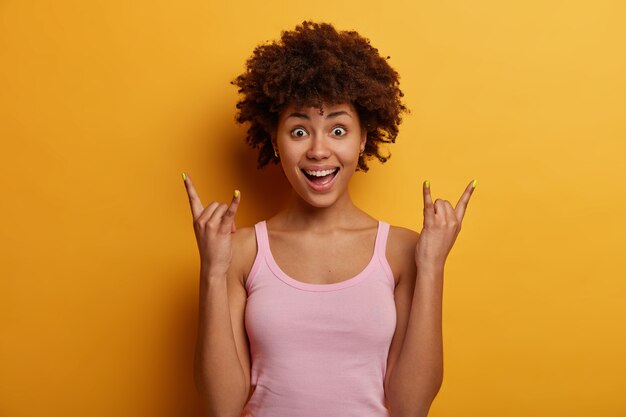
left=303, top=168, right=337, bottom=177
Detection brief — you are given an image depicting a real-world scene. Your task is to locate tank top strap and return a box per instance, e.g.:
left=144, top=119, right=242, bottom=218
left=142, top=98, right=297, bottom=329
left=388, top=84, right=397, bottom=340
left=374, top=221, right=395, bottom=288
left=374, top=220, right=390, bottom=255
left=253, top=220, right=269, bottom=257
left=246, top=221, right=270, bottom=291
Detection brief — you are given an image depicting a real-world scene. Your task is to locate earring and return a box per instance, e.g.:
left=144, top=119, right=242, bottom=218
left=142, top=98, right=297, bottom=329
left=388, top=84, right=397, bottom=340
left=274, top=149, right=279, bottom=158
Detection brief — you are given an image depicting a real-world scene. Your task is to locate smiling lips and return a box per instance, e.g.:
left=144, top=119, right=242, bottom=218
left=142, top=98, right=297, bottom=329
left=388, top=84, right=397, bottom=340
left=303, top=168, right=337, bottom=177
left=300, top=167, right=340, bottom=192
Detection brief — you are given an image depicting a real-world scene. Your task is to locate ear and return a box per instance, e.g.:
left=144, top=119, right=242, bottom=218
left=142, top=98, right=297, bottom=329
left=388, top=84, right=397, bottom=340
left=359, top=129, right=367, bottom=153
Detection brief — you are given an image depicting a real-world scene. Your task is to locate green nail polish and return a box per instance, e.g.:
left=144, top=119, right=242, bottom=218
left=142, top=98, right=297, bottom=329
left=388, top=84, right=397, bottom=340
left=471, top=179, right=477, bottom=189
left=425, top=180, right=430, bottom=189
left=234, top=190, right=240, bottom=198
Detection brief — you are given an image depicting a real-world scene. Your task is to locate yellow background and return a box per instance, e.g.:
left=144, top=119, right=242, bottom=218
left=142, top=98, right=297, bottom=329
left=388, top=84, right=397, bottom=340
left=1, top=0, right=625, bottom=416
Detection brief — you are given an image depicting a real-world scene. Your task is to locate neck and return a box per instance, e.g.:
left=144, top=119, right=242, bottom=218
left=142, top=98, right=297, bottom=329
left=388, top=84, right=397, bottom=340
left=279, top=189, right=363, bottom=232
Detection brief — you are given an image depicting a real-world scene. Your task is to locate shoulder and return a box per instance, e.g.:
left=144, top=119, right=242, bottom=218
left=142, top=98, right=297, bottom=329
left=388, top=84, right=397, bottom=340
left=387, top=224, right=419, bottom=255
left=385, top=224, right=420, bottom=286
left=231, top=225, right=258, bottom=287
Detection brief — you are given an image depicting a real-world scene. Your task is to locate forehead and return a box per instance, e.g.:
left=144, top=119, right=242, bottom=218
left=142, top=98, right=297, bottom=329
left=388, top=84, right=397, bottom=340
left=279, top=101, right=357, bottom=120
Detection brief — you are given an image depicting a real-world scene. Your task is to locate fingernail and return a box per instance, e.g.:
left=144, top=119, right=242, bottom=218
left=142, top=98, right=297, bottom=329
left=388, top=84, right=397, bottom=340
left=472, top=179, right=477, bottom=189
left=233, top=190, right=240, bottom=198
left=425, top=180, right=430, bottom=189
left=181, top=172, right=186, bottom=181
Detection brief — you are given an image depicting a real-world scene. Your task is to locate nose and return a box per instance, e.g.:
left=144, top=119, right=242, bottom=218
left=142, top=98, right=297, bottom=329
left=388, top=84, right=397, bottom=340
left=306, top=135, right=331, bottom=160
left=306, top=139, right=331, bottom=159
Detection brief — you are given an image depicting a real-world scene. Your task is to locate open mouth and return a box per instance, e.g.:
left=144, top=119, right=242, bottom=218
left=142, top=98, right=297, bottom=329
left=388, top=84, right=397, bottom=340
left=301, top=168, right=340, bottom=189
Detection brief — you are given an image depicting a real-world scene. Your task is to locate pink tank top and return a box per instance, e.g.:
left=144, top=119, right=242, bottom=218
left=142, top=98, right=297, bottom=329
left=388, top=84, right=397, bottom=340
left=242, top=220, right=397, bottom=417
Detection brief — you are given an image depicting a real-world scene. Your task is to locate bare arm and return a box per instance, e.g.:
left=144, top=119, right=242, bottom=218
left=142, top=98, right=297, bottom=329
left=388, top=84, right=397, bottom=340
left=182, top=174, right=250, bottom=416
left=387, top=180, right=476, bottom=416
left=386, top=264, right=444, bottom=417
left=194, top=269, right=248, bottom=417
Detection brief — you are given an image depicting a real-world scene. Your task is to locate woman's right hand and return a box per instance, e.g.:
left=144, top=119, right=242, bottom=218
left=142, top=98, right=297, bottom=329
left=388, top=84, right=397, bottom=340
left=182, top=172, right=241, bottom=277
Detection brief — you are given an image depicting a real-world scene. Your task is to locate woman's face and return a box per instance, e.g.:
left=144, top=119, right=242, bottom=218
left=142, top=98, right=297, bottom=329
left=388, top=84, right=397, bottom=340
left=274, top=101, right=366, bottom=207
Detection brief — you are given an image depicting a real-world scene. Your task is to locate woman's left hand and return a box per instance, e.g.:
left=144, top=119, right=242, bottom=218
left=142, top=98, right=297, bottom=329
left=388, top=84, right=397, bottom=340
left=416, top=179, right=477, bottom=271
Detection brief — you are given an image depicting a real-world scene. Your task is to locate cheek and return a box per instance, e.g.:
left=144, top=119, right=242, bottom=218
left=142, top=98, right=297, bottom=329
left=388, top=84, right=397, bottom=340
left=339, top=143, right=361, bottom=162
left=278, top=152, right=301, bottom=177
left=278, top=146, right=300, bottom=165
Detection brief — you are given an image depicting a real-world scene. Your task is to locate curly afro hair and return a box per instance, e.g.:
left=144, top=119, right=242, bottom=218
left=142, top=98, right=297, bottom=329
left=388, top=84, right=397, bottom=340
left=231, top=21, right=408, bottom=172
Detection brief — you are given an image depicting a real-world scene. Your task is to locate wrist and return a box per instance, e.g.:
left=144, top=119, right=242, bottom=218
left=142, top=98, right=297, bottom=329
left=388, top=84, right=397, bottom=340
left=200, top=264, right=228, bottom=280
left=416, top=258, right=445, bottom=275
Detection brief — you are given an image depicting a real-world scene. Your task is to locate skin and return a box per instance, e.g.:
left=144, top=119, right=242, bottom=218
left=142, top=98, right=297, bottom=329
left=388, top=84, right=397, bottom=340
left=271, top=101, right=366, bottom=222
left=183, top=100, right=477, bottom=415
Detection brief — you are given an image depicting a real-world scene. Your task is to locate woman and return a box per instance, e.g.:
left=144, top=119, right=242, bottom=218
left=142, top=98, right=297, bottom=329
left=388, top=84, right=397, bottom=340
left=183, top=21, right=477, bottom=417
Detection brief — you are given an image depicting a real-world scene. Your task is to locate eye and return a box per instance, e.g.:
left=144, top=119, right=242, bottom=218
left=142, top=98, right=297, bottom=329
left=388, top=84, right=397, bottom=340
left=291, top=127, right=307, bottom=138
left=332, top=126, right=347, bottom=136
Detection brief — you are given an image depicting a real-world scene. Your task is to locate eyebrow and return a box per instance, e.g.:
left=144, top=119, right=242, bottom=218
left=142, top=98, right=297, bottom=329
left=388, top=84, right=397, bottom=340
left=286, top=110, right=352, bottom=120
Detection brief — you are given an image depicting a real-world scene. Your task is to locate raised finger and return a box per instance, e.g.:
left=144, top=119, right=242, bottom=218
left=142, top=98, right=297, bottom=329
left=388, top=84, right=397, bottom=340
left=454, top=179, right=477, bottom=222
left=423, top=180, right=435, bottom=224
left=221, top=190, right=241, bottom=234
left=182, top=172, right=204, bottom=220
left=422, top=181, right=434, bottom=210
